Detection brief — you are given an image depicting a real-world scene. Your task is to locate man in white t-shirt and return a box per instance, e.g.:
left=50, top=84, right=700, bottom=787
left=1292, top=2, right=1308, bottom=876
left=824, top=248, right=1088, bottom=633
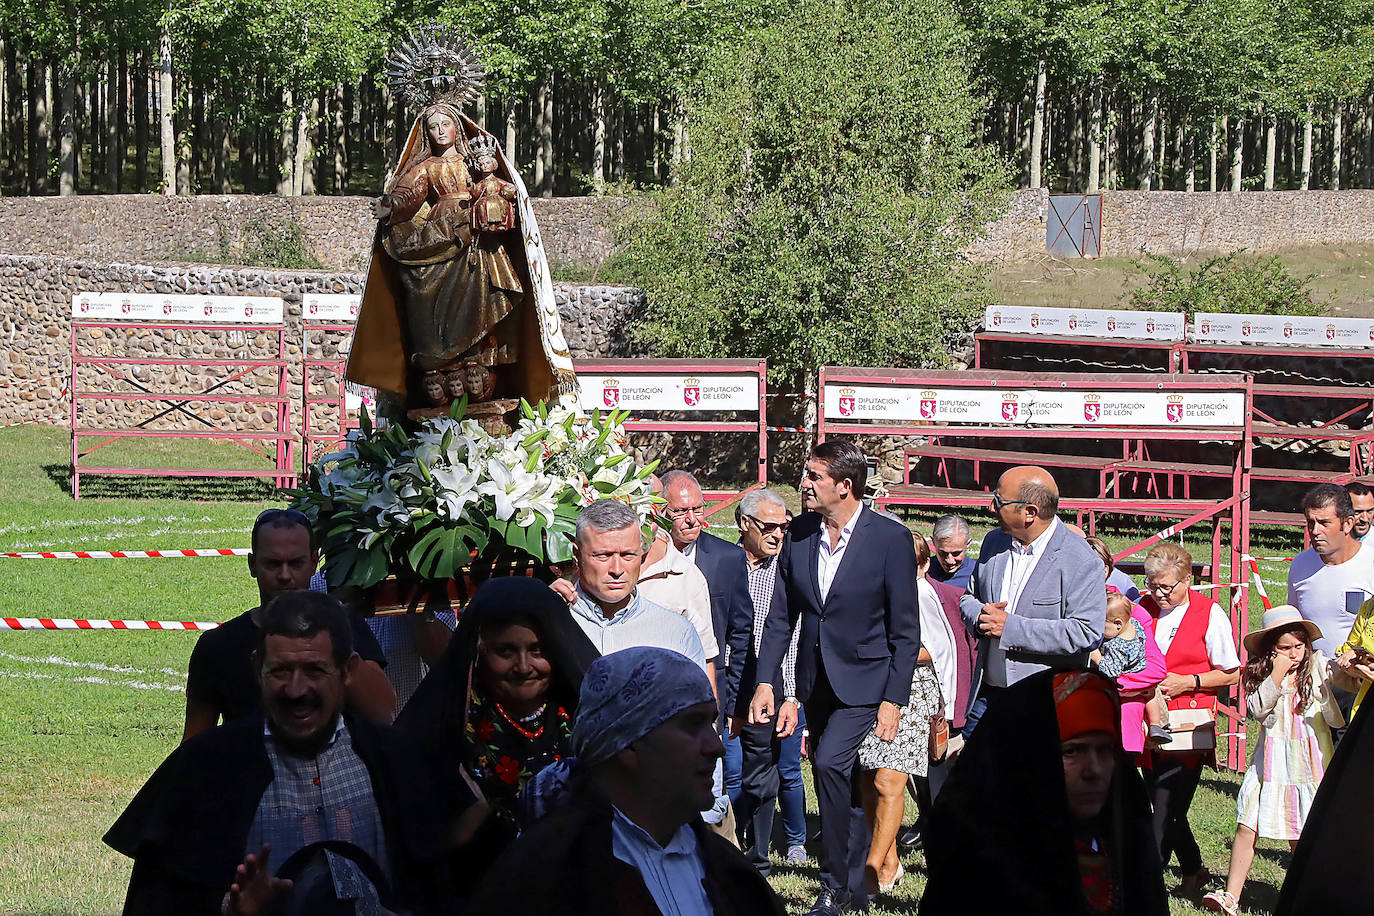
left=1288, top=484, right=1374, bottom=663
left=1347, top=482, right=1374, bottom=546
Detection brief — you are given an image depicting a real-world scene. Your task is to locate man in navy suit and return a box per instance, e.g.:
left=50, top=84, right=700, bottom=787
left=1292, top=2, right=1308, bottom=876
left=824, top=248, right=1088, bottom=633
left=750, top=440, right=920, bottom=915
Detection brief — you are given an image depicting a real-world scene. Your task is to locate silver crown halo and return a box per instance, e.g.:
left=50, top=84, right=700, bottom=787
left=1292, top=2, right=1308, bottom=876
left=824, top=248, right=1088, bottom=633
left=386, top=21, right=485, bottom=110
left=469, top=134, right=500, bottom=160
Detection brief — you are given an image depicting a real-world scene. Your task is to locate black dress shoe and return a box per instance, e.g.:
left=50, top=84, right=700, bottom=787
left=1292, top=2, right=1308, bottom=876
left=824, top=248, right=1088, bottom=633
left=806, top=888, right=853, bottom=915
left=896, top=824, right=923, bottom=850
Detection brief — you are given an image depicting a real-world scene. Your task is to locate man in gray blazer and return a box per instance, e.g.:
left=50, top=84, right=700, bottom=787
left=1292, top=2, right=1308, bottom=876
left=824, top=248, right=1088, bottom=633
left=961, top=466, right=1106, bottom=695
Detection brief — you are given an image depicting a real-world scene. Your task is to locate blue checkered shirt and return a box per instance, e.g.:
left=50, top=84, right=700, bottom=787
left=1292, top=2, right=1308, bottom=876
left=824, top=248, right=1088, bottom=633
left=747, top=554, right=799, bottom=698
left=245, top=717, right=391, bottom=882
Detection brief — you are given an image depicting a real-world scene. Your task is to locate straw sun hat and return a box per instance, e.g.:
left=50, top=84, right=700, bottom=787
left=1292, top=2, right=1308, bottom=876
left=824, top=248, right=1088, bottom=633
left=1242, top=605, right=1324, bottom=655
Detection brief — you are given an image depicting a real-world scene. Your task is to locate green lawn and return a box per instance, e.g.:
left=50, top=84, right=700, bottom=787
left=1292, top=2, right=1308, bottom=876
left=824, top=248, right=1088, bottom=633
left=0, top=426, right=1308, bottom=915
left=990, top=243, right=1374, bottom=319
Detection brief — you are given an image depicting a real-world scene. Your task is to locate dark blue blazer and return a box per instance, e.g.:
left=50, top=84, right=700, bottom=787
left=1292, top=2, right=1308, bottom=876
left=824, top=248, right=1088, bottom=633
left=692, top=530, right=753, bottom=662
left=724, top=556, right=785, bottom=720
left=756, top=506, right=920, bottom=708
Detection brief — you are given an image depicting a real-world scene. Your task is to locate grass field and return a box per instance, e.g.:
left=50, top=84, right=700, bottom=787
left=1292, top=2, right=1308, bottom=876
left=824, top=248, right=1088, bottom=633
left=989, top=243, right=1374, bottom=318
left=0, top=426, right=1308, bottom=915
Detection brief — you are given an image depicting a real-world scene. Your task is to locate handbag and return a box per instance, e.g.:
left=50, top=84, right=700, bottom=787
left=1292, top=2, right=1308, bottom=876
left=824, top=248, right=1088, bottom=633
left=928, top=713, right=950, bottom=761
left=928, top=673, right=949, bottom=761
left=1156, top=705, right=1216, bottom=753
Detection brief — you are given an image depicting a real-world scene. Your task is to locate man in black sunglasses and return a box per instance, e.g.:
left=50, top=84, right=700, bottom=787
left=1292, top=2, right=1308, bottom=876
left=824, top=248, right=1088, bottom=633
left=182, top=508, right=395, bottom=741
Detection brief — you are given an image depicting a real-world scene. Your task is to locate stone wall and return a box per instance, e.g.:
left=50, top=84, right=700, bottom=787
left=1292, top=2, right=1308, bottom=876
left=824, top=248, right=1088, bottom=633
left=0, top=194, right=624, bottom=274
left=0, top=253, right=644, bottom=428
left=7, top=189, right=1374, bottom=273
left=969, top=188, right=1374, bottom=263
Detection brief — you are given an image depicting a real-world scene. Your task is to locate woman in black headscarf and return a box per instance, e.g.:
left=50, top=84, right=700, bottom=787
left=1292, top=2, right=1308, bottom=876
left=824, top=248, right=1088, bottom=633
left=921, top=670, right=1167, bottom=916
left=398, top=577, right=598, bottom=847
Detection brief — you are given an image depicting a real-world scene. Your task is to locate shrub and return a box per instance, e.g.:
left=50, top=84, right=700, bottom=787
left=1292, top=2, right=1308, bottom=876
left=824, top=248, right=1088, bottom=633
left=616, top=0, right=1009, bottom=390
left=1124, top=252, right=1330, bottom=319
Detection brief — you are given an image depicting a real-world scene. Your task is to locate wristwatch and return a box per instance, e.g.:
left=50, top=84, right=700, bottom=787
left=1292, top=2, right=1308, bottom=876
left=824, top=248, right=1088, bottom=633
left=783, top=696, right=799, bottom=706
left=1193, top=674, right=1202, bottom=691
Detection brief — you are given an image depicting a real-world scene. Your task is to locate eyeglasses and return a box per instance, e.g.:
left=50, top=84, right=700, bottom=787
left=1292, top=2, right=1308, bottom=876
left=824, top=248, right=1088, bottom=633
left=744, top=515, right=790, bottom=535
left=991, top=493, right=1030, bottom=512
left=1147, top=580, right=1185, bottom=595
left=665, top=504, right=707, bottom=519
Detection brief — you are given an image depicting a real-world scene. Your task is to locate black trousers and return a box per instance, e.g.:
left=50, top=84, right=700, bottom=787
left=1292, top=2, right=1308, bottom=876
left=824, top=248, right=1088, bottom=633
left=1144, top=751, right=1205, bottom=875
left=736, top=719, right=783, bottom=873
left=807, top=666, right=879, bottom=902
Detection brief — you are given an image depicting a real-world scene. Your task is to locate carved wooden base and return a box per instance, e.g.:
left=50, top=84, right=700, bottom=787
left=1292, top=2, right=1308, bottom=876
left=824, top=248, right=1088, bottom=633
left=407, top=398, right=519, bottom=435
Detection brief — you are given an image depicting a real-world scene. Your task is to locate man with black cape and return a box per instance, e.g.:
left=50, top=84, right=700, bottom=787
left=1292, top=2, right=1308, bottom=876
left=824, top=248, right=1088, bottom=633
left=922, top=669, right=1167, bottom=916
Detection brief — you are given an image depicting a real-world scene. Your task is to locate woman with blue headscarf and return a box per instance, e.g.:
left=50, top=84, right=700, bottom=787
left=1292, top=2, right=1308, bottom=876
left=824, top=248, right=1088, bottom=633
left=468, top=647, right=785, bottom=916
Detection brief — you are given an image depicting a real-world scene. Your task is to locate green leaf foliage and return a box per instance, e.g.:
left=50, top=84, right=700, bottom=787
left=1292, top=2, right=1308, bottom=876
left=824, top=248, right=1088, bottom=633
left=1124, top=251, right=1332, bottom=319
left=617, top=0, right=1009, bottom=388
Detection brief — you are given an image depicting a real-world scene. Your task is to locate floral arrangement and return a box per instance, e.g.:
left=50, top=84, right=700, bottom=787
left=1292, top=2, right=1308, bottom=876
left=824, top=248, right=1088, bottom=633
left=288, top=395, right=658, bottom=589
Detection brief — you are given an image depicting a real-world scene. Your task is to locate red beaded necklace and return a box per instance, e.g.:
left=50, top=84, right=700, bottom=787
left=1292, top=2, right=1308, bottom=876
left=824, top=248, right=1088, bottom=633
left=494, top=701, right=546, bottom=740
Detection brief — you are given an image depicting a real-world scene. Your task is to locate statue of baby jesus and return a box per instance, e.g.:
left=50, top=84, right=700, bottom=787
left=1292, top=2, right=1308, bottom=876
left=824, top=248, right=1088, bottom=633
left=469, top=135, right=518, bottom=239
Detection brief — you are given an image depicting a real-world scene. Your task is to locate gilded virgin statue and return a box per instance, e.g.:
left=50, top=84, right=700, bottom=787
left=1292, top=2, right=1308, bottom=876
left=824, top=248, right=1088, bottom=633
left=346, top=24, right=577, bottom=416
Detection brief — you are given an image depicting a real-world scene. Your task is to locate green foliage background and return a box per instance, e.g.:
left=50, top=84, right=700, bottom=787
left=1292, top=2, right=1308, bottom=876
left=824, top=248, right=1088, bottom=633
left=615, top=0, right=1008, bottom=387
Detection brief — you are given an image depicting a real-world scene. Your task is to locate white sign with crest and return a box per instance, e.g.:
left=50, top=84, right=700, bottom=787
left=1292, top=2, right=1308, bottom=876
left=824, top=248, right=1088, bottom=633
left=1192, top=313, right=1374, bottom=348
left=71, top=293, right=284, bottom=324
left=576, top=374, right=758, bottom=412
left=984, top=305, right=1185, bottom=341
left=824, top=383, right=1245, bottom=428
left=302, top=294, right=362, bottom=322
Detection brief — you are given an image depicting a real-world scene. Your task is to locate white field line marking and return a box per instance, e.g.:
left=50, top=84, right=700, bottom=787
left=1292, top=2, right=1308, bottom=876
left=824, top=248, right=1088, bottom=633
left=0, top=670, right=183, bottom=692
left=0, top=651, right=186, bottom=679
left=7, top=527, right=247, bottom=551
left=0, top=514, right=217, bottom=537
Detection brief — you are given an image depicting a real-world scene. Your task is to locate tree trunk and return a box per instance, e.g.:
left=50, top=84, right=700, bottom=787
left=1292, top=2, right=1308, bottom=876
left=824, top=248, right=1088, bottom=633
left=590, top=82, right=605, bottom=193
left=537, top=75, right=553, bottom=197
left=1330, top=100, right=1343, bottom=191
left=1087, top=86, right=1102, bottom=192
left=3, top=41, right=19, bottom=187
left=238, top=123, right=255, bottom=192
left=1140, top=95, right=1157, bottom=190
left=1183, top=117, right=1195, bottom=191
left=297, top=94, right=317, bottom=195
left=175, top=82, right=190, bottom=194
left=1301, top=105, right=1313, bottom=189
left=332, top=84, right=346, bottom=192
left=277, top=89, right=294, bottom=195
left=1357, top=95, right=1368, bottom=189
left=27, top=59, right=48, bottom=194
left=1229, top=115, right=1244, bottom=192
left=134, top=55, right=148, bottom=191
left=651, top=106, right=661, bottom=181
left=104, top=56, right=119, bottom=190
left=1029, top=58, right=1046, bottom=189
left=1264, top=108, right=1276, bottom=190
left=57, top=64, right=75, bottom=195
left=158, top=17, right=176, bottom=195
left=1208, top=115, right=1219, bottom=191
left=212, top=103, right=229, bottom=192
left=612, top=101, right=625, bottom=181
left=504, top=100, right=516, bottom=164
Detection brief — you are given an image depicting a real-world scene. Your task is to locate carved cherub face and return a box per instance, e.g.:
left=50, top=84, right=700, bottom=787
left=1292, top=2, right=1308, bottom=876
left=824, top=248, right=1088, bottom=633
left=425, top=112, right=457, bottom=152
left=464, top=363, right=494, bottom=399
left=442, top=369, right=467, bottom=400
left=422, top=373, right=447, bottom=405
left=476, top=153, right=498, bottom=176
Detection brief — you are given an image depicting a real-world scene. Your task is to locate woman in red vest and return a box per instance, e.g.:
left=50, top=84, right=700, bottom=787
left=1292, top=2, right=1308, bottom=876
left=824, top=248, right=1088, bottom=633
left=1136, top=542, right=1241, bottom=897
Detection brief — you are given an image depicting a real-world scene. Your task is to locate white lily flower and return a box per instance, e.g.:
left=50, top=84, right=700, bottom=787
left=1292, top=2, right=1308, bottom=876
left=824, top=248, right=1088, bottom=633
left=514, top=475, right=561, bottom=528
left=432, top=462, right=480, bottom=520
left=478, top=458, right=536, bottom=521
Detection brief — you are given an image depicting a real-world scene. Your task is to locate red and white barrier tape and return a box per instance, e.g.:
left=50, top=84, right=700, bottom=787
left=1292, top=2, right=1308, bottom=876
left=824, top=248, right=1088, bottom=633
left=1242, top=555, right=1274, bottom=611
left=0, top=548, right=248, bottom=559
left=3, top=617, right=219, bottom=631
left=0, top=375, right=64, bottom=388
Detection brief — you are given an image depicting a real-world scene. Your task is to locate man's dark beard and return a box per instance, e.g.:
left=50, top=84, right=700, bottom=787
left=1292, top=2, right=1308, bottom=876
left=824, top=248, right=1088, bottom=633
left=266, top=698, right=339, bottom=757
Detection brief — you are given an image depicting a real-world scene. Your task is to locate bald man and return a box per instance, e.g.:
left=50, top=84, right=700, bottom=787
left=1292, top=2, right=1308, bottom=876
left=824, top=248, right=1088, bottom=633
left=960, top=466, right=1106, bottom=698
